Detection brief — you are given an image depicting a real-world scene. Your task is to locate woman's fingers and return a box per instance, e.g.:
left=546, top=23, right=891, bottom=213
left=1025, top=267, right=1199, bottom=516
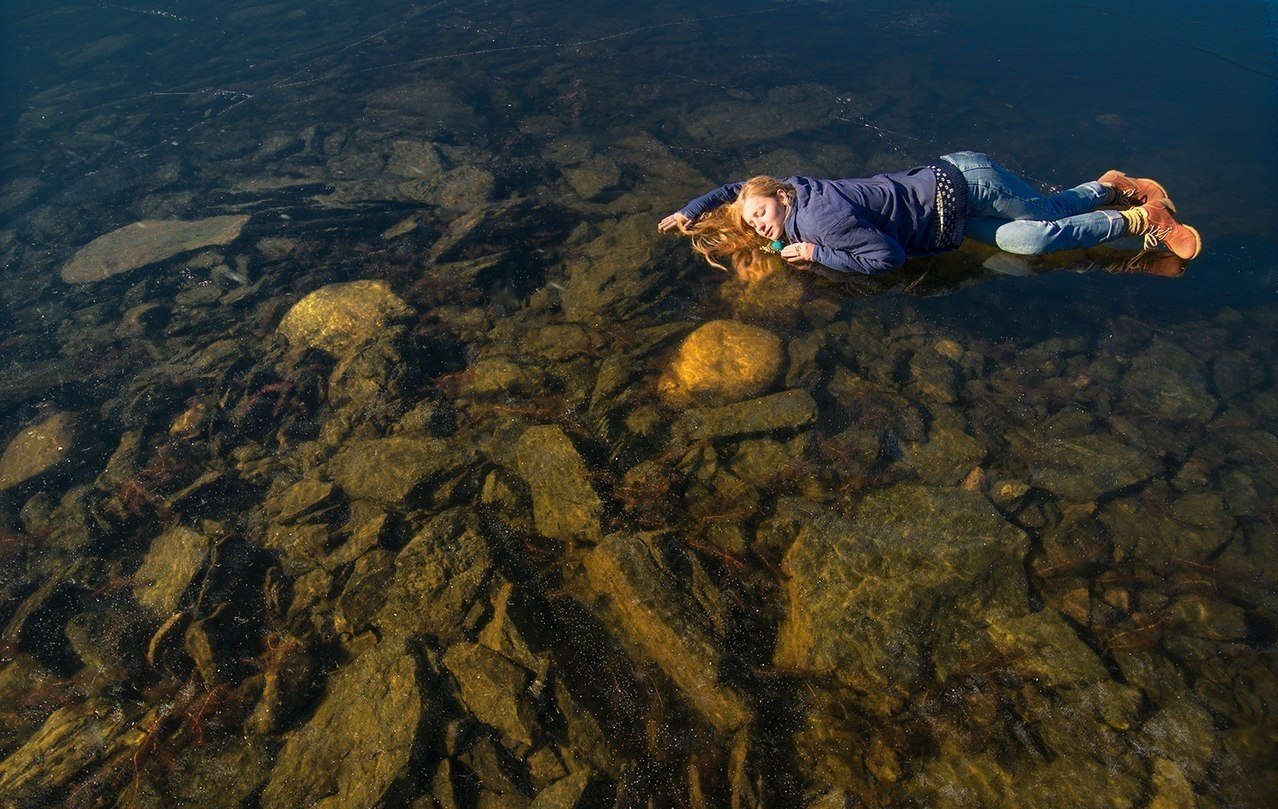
left=657, top=212, right=689, bottom=233
left=781, top=242, right=814, bottom=262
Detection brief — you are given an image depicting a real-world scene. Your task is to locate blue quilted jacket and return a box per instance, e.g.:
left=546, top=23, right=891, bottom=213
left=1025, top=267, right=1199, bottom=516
left=678, top=159, right=969, bottom=274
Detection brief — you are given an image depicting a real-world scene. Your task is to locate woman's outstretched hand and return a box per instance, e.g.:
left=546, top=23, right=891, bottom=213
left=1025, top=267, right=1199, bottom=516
left=658, top=212, right=690, bottom=233
left=780, top=241, right=815, bottom=268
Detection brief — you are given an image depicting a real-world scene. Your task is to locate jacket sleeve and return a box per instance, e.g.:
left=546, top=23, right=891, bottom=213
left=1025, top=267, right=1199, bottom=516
left=810, top=218, right=907, bottom=274
left=678, top=182, right=745, bottom=219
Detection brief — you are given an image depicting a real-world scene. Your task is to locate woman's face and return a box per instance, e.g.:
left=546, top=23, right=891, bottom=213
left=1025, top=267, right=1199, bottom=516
left=740, top=192, right=787, bottom=241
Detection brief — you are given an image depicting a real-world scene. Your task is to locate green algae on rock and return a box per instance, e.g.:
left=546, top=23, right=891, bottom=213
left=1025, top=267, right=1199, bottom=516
left=59, top=215, right=250, bottom=283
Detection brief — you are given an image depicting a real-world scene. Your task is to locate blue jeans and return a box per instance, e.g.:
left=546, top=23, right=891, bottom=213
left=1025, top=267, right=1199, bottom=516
left=941, top=151, right=1126, bottom=254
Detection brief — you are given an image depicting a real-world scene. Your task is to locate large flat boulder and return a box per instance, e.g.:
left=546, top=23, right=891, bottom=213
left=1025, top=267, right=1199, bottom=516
left=514, top=425, right=603, bottom=543
left=1029, top=433, right=1160, bottom=503
left=774, top=484, right=1030, bottom=715
left=582, top=533, right=752, bottom=732
left=0, top=411, right=80, bottom=490
left=326, top=436, right=471, bottom=506
left=60, top=215, right=249, bottom=283
left=260, top=637, right=426, bottom=809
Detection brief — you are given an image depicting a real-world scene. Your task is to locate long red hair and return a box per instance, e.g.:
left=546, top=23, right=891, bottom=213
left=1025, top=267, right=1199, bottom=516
left=678, top=176, right=795, bottom=270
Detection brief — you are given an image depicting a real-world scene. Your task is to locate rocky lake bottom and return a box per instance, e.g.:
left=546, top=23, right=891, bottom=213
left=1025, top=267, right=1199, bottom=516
left=1, top=1, right=1276, bottom=807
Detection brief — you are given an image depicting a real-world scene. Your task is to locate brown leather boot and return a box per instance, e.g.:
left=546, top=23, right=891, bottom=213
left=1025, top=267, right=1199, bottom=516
left=1120, top=200, right=1202, bottom=260
left=1098, top=170, right=1173, bottom=211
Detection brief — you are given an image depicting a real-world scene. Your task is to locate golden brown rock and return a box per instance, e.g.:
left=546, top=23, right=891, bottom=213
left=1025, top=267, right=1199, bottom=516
left=169, top=398, right=213, bottom=438
left=60, top=215, right=250, bottom=283
left=132, top=525, right=211, bottom=615
left=514, top=425, right=602, bottom=543
left=0, top=699, right=130, bottom=796
left=657, top=320, right=784, bottom=408
left=276, top=280, right=412, bottom=356
left=0, top=411, right=79, bottom=490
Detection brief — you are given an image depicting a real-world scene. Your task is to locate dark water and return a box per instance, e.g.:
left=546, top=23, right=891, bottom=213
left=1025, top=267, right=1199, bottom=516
left=1, top=1, right=1277, bottom=806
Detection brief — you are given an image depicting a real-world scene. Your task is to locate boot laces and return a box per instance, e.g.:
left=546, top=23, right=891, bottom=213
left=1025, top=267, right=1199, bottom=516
left=1144, top=222, right=1176, bottom=250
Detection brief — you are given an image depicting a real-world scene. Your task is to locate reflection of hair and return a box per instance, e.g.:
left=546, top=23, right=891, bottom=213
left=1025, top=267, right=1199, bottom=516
left=679, top=176, right=796, bottom=271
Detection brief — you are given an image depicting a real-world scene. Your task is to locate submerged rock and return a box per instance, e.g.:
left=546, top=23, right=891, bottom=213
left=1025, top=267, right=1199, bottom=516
left=683, top=84, right=838, bottom=146
left=561, top=155, right=622, bottom=200
left=245, top=633, right=313, bottom=737
left=326, top=436, right=472, bottom=507
left=515, top=425, right=603, bottom=543
left=0, top=655, right=60, bottom=759
left=0, top=411, right=80, bottom=490
left=1121, top=337, right=1216, bottom=422
left=1138, top=698, right=1220, bottom=784
left=131, top=524, right=212, bottom=615
left=906, top=738, right=1144, bottom=809
left=1029, top=432, right=1160, bottom=503
left=276, top=280, right=413, bottom=356
left=266, top=478, right=339, bottom=525
left=774, top=485, right=1029, bottom=714
left=672, top=388, right=818, bottom=442
left=582, top=533, right=752, bottom=732
left=260, top=637, right=426, bottom=809
left=443, top=641, right=539, bottom=753
left=60, top=215, right=250, bottom=283
left=658, top=320, right=785, bottom=408
left=986, top=609, right=1110, bottom=686
left=0, top=698, right=131, bottom=800
left=559, top=216, right=673, bottom=321
left=1102, top=485, right=1235, bottom=565
left=168, top=736, right=274, bottom=809
left=909, top=344, right=964, bottom=403
left=377, top=510, right=492, bottom=643
left=899, top=411, right=986, bottom=486
left=386, top=139, right=496, bottom=210
left=530, top=770, right=593, bottom=809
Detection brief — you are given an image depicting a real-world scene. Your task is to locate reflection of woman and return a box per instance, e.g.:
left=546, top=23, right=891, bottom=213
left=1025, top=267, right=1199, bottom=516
left=658, top=151, right=1201, bottom=273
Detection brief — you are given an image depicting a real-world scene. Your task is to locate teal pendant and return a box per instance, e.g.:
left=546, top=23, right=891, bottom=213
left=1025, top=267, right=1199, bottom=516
left=769, top=239, right=784, bottom=252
